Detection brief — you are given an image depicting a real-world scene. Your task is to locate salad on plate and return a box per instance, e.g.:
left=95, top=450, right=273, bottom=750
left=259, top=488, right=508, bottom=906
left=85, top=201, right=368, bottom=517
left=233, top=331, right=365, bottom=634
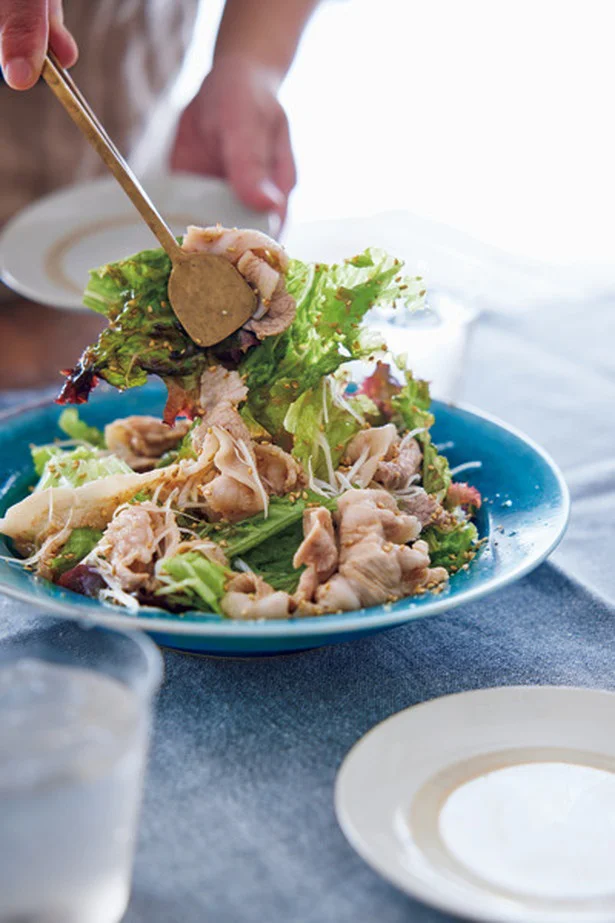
left=0, top=226, right=482, bottom=620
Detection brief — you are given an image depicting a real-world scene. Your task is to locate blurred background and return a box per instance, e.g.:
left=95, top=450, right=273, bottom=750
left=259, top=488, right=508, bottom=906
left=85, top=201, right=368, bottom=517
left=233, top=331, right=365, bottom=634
left=0, top=0, right=612, bottom=393
left=179, top=0, right=614, bottom=269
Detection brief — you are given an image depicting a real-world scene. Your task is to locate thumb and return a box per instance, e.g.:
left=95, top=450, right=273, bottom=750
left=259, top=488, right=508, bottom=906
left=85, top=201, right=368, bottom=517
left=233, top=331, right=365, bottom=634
left=0, top=0, right=48, bottom=89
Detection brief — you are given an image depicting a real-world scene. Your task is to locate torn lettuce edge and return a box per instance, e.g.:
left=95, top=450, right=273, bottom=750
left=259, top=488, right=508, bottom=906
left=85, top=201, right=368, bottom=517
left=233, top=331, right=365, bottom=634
left=241, top=249, right=423, bottom=436
left=32, top=445, right=132, bottom=491
left=284, top=375, right=378, bottom=481
left=57, top=245, right=424, bottom=428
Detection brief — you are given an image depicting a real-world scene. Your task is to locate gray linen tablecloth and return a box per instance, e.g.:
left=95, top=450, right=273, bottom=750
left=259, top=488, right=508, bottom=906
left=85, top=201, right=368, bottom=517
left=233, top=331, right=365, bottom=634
left=0, top=261, right=613, bottom=922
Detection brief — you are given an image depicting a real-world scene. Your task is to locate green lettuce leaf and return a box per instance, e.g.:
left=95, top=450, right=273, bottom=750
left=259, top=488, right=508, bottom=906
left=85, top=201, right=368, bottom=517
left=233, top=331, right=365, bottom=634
left=49, top=527, right=103, bottom=578
left=157, top=551, right=231, bottom=614
left=240, top=405, right=272, bottom=441
left=34, top=446, right=132, bottom=491
left=58, top=245, right=423, bottom=429
left=199, top=492, right=337, bottom=558
left=237, top=519, right=306, bottom=594
left=241, top=249, right=424, bottom=436
left=31, top=445, right=61, bottom=477
left=423, top=520, right=479, bottom=571
left=58, top=247, right=210, bottom=422
left=391, top=369, right=434, bottom=433
left=422, top=441, right=452, bottom=497
left=284, top=379, right=371, bottom=480
left=58, top=408, right=106, bottom=448
left=392, top=367, right=451, bottom=500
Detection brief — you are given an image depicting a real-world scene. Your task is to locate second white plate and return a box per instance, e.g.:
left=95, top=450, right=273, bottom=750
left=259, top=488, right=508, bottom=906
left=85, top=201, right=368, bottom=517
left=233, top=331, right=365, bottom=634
left=0, top=173, right=273, bottom=310
left=335, top=686, right=615, bottom=923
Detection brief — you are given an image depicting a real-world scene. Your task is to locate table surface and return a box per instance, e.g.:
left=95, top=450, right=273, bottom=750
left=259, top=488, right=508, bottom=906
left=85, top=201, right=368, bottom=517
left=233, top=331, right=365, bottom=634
left=1, top=231, right=614, bottom=923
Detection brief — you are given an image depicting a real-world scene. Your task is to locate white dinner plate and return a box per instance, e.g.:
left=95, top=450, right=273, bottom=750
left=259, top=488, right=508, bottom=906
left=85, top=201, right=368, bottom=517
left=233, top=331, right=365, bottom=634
left=0, top=173, right=274, bottom=310
left=335, top=686, right=615, bottom=923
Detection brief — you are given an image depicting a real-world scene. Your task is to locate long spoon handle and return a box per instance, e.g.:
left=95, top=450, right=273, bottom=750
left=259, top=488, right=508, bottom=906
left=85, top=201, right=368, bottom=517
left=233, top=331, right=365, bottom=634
left=41, top=51, right=183, bottom=262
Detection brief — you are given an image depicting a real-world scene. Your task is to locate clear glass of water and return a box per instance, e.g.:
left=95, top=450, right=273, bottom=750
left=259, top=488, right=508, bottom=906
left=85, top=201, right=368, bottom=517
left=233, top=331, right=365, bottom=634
left=0, top=620, right=163, bottom=923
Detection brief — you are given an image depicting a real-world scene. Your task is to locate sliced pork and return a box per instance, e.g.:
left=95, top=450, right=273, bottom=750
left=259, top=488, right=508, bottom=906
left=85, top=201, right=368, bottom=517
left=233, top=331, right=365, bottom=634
left=221, top=571, right=292, bottom=620
left=182, top=226, right=296, bottom=340
left=396, top=488, right=442, bottom=526
left=199, top=426, right=268, bottom=521
left=105, top=415, right=190, bottom=471
left=293, top=506, right=338, bottom=602
left=86, top=503, right=181, bottom=595
left=373, top=436, right=422, bottom=491
left=314, top=489, right=447, bottom=612
left=255, top=443, right=303, bottom=495
left=344, top=425, right=422, bottom=491
left=344, top=424, right=398, bottom=487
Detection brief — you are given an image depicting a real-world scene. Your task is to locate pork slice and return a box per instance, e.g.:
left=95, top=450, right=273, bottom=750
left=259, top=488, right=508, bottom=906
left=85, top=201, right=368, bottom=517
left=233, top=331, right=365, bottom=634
left=255, top=443, right=303, bottom=495
left=344, top=425, right=398, bottom=488
left=221, top=572, right=292, bottom=620
left=105, top=415, right=190, bottom=471
left=374, top=437, right=422, bottom=490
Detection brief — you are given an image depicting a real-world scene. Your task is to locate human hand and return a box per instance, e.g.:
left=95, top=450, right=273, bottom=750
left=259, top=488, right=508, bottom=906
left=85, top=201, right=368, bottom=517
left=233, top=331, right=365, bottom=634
left=171, top=55, right=296, bottom=226
left=0, top=0, right=77, bottom=89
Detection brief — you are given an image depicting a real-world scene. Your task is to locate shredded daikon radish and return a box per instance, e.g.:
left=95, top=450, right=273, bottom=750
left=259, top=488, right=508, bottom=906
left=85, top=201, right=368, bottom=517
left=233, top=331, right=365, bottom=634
left=449, top=460, right=482, bottom=477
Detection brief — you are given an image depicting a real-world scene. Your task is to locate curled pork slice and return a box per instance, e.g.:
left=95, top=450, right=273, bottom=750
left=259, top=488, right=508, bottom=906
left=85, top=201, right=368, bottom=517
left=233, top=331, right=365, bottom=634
left=317, top=539, right=430, bottom=610
left=337, top=488, right=421, bottom=547
left=183, top=226, right=289, bottom=272
left=87, top=503, right=181, bottom=594
left=345, top=425, right=422, bottom=491
left=200, top=426, right=267, bottom=522
left=243, top=274, right=296, bottom=339
left=315, top=489, right=447, bottom=612
left=221, top=572, right=292, bottom=620
left=177, top=368, right=270, bottom=520
left=344, top=425, right=398, bottom=488
left=203, top=474, right=264, bottom=522
left=105, top=416, right=190, bottom=471
left=396, top=487, right=442, bottom=526
left=373, top=436, right=422, bottom=491
left=293, top=507, right=338, bottom=602
left=183, top=367, right=252, bottom=484
left=198, top=366, right=247, bottom=420
left=182, top=226, right=296, bottom=339
left=236, top=249, right=280, bottom=301
left=255, top=443, right=303, bottom=495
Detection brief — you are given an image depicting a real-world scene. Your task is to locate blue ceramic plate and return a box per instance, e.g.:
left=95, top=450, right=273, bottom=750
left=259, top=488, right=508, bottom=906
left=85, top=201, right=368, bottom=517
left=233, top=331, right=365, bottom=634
left=0, top=384, right=569, bottom=656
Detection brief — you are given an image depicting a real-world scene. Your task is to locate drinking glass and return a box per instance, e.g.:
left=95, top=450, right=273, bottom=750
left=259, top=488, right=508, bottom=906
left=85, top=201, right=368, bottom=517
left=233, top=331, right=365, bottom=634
left=0, top=619, right=163, bottom=923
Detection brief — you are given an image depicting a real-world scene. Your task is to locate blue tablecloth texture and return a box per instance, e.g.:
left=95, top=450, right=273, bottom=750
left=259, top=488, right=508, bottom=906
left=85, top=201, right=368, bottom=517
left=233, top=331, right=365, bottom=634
left=0, top=238, right=613, bottom=922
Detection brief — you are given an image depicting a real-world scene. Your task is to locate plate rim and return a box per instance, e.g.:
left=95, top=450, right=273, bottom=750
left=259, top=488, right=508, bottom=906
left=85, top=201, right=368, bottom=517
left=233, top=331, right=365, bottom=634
left=0, top=394, right=570, bottom=637
left=0, top=172, right=273, bottom=309
left=334, top=684, right=615, bottom=923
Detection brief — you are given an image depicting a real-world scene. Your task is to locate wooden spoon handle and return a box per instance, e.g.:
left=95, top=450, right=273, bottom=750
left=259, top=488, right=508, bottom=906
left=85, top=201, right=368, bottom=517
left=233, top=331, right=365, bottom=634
left=41, top=51, right=183, bottom=262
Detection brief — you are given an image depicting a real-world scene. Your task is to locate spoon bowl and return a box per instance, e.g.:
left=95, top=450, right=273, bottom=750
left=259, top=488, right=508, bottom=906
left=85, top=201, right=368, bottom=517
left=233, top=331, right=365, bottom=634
left=168, top=251, right=257, bottom=347
left=41, top=51, right=257, bottom=347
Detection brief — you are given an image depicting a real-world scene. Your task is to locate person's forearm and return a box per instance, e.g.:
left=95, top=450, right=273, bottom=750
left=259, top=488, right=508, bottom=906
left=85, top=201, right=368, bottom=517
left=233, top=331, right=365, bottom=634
left=213, top=0, right=319, bottom=81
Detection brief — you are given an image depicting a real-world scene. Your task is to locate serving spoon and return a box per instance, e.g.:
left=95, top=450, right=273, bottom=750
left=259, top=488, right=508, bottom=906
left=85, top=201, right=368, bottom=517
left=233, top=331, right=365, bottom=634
left=41, top=51, right=256, bottom=347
